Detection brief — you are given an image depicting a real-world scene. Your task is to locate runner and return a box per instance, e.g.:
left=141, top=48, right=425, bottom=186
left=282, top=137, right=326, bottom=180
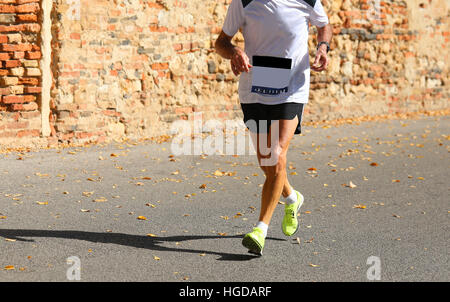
left=215, top=0, right=332, bottom=255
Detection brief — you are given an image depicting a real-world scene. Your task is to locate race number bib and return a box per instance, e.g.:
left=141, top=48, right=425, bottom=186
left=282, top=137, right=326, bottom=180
left=251, top=56, right=292, bottom=96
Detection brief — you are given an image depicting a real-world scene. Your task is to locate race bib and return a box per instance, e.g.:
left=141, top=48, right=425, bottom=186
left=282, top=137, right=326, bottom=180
left=251, top=56, right=292, bottom=96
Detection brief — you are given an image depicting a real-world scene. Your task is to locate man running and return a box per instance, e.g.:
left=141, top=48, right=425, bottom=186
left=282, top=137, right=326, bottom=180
left=215, top=0, right=332, bottom=255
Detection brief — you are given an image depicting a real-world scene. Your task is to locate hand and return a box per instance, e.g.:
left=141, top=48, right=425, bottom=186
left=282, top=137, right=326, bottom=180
left=311, top=45, right=329, bottom=72
left=230, top=47, right=252, bottom=76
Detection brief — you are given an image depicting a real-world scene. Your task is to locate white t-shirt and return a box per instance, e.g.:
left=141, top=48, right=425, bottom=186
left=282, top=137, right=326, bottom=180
left=222, top=0, right=329, bottom=104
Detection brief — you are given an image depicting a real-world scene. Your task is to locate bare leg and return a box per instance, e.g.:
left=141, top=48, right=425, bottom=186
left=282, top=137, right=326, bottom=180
left=250, top=117, right=298, bottom=225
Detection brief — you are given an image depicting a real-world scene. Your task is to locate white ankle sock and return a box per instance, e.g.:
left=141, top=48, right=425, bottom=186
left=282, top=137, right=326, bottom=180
left=256, top=221, right=268, bottom=237
left=285, top=189, right=298, bottom=205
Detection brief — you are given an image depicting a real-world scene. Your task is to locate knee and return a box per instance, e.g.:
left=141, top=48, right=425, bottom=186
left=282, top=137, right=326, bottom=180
left=261, top=147, right=286, bottom=178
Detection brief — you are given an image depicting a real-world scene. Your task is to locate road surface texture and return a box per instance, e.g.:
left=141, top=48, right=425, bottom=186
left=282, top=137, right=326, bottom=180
left=0, top=115, right=448, bottom=282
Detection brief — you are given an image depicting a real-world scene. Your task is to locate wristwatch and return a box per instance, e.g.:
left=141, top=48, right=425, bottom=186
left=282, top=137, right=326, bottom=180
left=317, top=41, right=330, bottom=53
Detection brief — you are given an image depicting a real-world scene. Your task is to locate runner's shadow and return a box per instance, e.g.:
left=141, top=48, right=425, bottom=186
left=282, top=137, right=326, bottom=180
left=0, top=229, right=284, bottom=261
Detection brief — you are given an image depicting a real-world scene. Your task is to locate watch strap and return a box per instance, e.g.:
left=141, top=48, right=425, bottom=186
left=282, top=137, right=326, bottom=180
left=317, top=41, right=330, bottom=53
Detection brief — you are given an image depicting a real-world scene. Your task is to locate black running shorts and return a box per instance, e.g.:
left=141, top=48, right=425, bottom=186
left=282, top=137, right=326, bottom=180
left=240, top=102, right=304, bottom=135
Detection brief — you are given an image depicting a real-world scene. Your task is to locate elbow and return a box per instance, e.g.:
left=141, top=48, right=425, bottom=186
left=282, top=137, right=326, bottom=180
left=214, top=38, right=219, bottom=52
left=214, top=38, right=225, bottom=57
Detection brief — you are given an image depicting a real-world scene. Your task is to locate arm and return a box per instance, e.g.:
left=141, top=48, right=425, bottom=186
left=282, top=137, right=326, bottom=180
left=311, top=24, right=333, bottom=72
left=215, top=31, right=252, bottom=76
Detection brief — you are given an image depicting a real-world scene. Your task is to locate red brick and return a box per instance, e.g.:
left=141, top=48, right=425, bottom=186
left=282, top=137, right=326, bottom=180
left=18, top=77, right=39, bottom=85
left=4, top=60, right=21, bottom=67
left=1, top=43, right=33, bottom=52
left=6, top=121, right=29, bottom=129
left=17, top=129, right=39, bottom=138
left=70, top=32, right=81, bottom=40
left=25, top=51, right=41, bottom=59
left=0, top=24, right=40, bottom=32
left=151, top=62, right=169, bottom=70
left=15, top=14, right=38, bottom=22
left=11, top=102, right=38, bottom=111
left=0, top=4, right=15, bottom=13
left=16, top=3, right=40, bottom=13
left=16, top=0, right=41, bottom=4
left=173, top=43, right=183, bottom=51
left=0, top=52, right=10, bottom=60
left=1, top=94, right=35, bottom=104
left=24, top=86, right=41, bottom=93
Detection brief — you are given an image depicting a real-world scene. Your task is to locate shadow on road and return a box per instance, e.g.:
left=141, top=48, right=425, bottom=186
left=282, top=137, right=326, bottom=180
left=0, top=229, right=284, bottom=261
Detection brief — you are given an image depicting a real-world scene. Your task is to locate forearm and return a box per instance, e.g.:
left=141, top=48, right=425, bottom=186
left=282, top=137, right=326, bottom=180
left=215, top=36, right=238, bottom=60
left=317, top=24, right=332, bottom=44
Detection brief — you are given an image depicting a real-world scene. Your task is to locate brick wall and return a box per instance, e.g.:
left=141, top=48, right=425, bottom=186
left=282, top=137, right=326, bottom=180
left=0, top=0, right=42, bottom=148
left=0, top=0, right=448, bottom=150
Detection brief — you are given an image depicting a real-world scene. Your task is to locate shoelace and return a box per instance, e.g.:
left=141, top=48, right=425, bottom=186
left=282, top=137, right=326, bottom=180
left=286, top=208, right=295, bottom=219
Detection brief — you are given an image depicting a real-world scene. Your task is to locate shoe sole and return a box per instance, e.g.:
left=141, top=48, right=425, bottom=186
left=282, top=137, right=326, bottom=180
left=282, top=192, right=304, bottom=237
left=242, top=236, right=263, bottom=256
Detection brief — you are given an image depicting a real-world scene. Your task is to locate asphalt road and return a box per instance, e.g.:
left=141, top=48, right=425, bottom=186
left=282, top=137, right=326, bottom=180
left=0, top=115, right=448, bottom=282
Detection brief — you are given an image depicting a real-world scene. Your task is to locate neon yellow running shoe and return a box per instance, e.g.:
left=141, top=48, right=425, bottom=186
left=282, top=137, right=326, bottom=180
left=282, top=190, right=304, bottom=236
left=242, top=227, right=265, bottom=256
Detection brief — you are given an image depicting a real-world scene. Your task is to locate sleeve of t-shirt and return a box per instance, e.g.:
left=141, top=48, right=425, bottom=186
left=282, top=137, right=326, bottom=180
left=222, top=0, right=245, bottom=37
left=307, top=0, right=329, bottom=27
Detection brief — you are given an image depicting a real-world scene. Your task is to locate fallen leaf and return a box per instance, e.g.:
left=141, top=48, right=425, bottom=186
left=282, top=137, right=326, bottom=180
left=4, top=265, right=15, bottom=270
left=370, top=162, right=378, bottom=166
left=393, top=214, right=401, bottom=218
left=0, top=216, right=6, bottom=219
left=305, top=237, right=314, bottom=243
left=349, top=181, right=357, bottom=188
left=153, top=256, right=160, bottom=261
left=309, top=264, right=319, bottom=267
left=93, top=197, right=107, bottom=202
left=35, top=201, right=48, bottom=205
left=213, top=170, right=224, bottom=176
left=137, top=216, right=147, bottom=220
left=5, top=238, right=16, bottom=242
left=146, top=233, right=157, bottom=237
left=353, top=204, right=366, bottom=209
